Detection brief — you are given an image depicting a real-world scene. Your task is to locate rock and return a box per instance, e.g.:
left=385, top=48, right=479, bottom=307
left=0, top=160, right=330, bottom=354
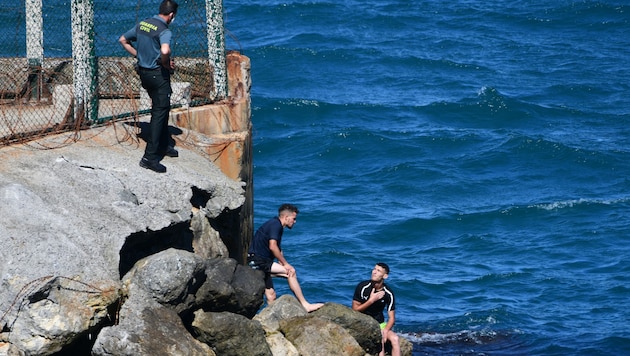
left=400, top=337, right=414, bottom=356
left=122, top=248, right=207, bottom=316
left=192, top=310, right=272, bottom=356
left=0, top=342, right=25, bottom=356
left=123, top=248, right=264, bottom=319
left=190, top=207, right=229, bottom=259
left=253, top=295, right=308, bottom=333
left=194, top=256, right=264, bottom=318
left=0, top=277, right=119, bottom=355
left=92, top=291, right=213, bottom=356
left=311, top=302, right=382, bottom=355
left=0, top=124, right=415, bottom=355
left=279, top=316, right=365, bottom=356
left=0, top=125, right=246, bottom=353
left=271, top=300, right=414, bottom=356
left=194, top=257, right=239, bottom=309
left=230, top=263, right=267, bottom=318
left=264, top=332, right=299, bottom=356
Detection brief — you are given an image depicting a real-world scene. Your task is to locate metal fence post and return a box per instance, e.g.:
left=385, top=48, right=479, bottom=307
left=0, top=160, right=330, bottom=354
left=206, top=0, right=227, bottom=101
left=71, top=0, right=98, bottom=124
left=25, top=0, right=43, bottom=100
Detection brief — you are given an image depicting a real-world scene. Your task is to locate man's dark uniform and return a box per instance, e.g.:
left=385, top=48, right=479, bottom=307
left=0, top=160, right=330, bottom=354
left=122, top=16, right=173, bottom=163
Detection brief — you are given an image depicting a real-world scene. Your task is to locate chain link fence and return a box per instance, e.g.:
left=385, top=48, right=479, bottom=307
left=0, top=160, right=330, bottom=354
left=0, top=0, right=232, bottom=146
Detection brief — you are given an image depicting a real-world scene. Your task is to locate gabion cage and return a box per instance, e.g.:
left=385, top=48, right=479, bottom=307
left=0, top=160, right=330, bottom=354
left=0, top=0, right=229, bottom=146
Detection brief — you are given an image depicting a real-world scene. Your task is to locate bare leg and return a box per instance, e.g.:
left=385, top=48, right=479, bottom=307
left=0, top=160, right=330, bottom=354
left=286, top=273, right=324, bottom=312
left=381, top=329, right=400, bottom=356
left=265, top=288, right=277, bottom=303
left=270, top=262, right=323, bottom=312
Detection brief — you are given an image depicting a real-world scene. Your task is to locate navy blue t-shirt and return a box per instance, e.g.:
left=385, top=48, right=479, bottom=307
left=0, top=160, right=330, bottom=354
left=248, top=217, right=283, bottom=261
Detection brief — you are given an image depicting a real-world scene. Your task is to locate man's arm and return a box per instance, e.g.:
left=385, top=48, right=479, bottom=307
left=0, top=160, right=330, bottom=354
left=269, top=239, right=295, bottom=276
left=160, top=43, right=173, bottom=69
left=352, top=288, right=385, bottom=312
left=118, top=35, right=137, bottom=58
left=383, top=309, right=396, bottom=331
left=268, top=239, right=287, bottom=265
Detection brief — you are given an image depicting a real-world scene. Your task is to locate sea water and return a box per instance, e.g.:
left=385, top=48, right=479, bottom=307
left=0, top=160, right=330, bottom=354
left=232, top=1, right=630, bottom=355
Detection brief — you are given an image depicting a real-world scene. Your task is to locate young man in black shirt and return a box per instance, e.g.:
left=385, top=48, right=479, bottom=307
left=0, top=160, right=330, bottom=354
left=353, top=262, right=401, bottom=356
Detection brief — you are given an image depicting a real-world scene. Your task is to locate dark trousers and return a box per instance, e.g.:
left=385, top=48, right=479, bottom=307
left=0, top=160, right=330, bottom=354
left=140, top=67, right=172, bottom=161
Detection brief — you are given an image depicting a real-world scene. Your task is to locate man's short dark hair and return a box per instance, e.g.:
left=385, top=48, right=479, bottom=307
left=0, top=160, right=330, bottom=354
left=278, top=203, right=299, bottom=216
left=160, top=0, right=178, bottom=15
left=376, top=262, right=390, bottom=274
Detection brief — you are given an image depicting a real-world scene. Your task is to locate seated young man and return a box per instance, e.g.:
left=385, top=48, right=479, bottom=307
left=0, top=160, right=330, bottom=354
left=352, top=262, right=400, bottom=356
left=247, top=204, right=324, bottom=312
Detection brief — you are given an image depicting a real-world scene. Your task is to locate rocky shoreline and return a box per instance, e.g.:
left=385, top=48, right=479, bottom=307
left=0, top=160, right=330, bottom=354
left=0, top=126, right=411, bottom=355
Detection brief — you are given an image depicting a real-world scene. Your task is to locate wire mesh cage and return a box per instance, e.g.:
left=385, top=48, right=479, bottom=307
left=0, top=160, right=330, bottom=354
left=1, top=0, right=227, bottom=146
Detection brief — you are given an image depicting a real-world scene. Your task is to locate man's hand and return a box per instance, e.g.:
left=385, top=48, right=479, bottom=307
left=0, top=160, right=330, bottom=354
left=369, top=288, right=385, bottom=303
left=283, top=263, right=296, bottom=277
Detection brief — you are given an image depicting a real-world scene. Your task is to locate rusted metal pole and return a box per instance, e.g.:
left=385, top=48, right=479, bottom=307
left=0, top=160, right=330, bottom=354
left=206, top=0, right=227, bottom=101
left=71, top=0, right=98, bottom=124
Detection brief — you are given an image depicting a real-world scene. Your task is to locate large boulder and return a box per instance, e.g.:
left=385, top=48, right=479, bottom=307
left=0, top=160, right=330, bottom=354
left=253, top=294, right=307, bottom=333
left=122, top=248, right=264, bottom=318
left=256, top=297, right=414, bottom=356
left=92, top=291, right=213, bottom=356
left=312, top=302, right=382, bottom=355
left=312, top=303, right=414, bottom=356
left=196, top=256, right=266, bottom=318
left=229, top=263, right=267, bottom=318
left=0, top=277, right=119, bottom=355
left=122, top=248, right=207, bottom=314
left=279, top=316, right=365, bottom=356
left=191, top=310, right=272, bottom=356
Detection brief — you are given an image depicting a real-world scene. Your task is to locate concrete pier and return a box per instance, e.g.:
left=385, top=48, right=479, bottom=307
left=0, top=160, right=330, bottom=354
left=0, top=52, right=253, bottom=264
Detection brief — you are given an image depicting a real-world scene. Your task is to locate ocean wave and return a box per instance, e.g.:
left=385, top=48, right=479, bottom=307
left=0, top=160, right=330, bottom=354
left=527, top=196, right=630, bottom=211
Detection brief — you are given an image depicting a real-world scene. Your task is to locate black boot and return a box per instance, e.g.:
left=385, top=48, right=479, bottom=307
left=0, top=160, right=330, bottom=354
left=139, top=157, right=166, bottom=173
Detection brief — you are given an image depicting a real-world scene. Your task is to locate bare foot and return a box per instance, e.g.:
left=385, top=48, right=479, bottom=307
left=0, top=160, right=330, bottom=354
left=303, top=302, right=325, bottom=312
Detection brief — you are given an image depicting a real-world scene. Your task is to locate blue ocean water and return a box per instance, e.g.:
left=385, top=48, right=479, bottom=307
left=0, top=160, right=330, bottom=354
left=226, top=1, right=630, bottom=355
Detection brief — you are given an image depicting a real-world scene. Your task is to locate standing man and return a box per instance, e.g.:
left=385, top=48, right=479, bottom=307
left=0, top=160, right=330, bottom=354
left=247, top=204, right=324, bottom=312
left=119, top=0, right=179, bottom=173
left=353, top=263, right=401, bottom=356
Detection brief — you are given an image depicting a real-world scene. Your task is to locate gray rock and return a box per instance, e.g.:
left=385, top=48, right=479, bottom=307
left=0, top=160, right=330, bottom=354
left=231, top=263, right=267, bottom=318
left=195, top=257, right=239, bottom=308
left=313, top=303, right=414, bottom=356
left=264, top=332, right=299, bottom=356
left=123, top=248, right=264, bottom=319
left=0, top=342, right=25, bottom=356
left=92, top=291, right=214, bottom=356
left=190, top=208, right=229, bottom=259
left=0, top=276, right=120, bottom=355
left=192, top=310, right=272, bottom=356
left=195, top=256, right=267, bottom=318
left=122, top=248, right=207, bottom=314
left=253, top=295, right=307, bottom=333
left=279, top=315, right=365, bottom=356
left=311, top=302, right=382, bottom=355
left=0, top=126, right=245, bottom=354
